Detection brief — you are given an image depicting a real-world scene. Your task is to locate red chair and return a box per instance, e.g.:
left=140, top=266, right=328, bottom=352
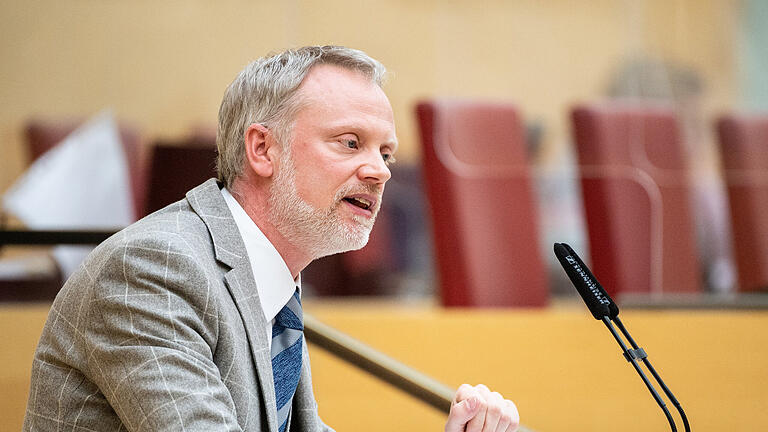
left=415, top=100, right=549, bottom=307
left=142, top=137, right=218, bottom=216
left=571, top=102, right=701, bottom=297
left=716, top=114, right=768, bottom=292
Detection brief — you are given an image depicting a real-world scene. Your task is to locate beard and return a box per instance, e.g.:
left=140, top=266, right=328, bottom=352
left=267, top=149, right=381, bottom=259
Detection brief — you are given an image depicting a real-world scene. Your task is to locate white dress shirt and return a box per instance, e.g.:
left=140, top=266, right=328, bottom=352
left=221, top=187, right=300, bottom=342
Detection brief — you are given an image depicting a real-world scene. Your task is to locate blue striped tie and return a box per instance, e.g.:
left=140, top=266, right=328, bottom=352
left=271, top=289, right=303, bottom=432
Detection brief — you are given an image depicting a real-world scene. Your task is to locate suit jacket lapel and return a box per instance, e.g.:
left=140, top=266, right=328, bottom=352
left=186, top=179, right=279, bottom=432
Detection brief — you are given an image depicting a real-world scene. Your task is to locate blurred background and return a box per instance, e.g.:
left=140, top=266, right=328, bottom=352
left=2, top=0, right=768, bottom=430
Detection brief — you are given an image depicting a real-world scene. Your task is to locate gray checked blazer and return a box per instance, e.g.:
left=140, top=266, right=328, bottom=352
left=23, top=179, right=333, bottom=432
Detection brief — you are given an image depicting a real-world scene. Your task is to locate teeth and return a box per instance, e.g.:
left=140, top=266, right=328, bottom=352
left=345, top=197, right=372, bottom=210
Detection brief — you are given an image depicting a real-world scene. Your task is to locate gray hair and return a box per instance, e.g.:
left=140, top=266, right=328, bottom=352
left=216, top=45, right=387, bottom=187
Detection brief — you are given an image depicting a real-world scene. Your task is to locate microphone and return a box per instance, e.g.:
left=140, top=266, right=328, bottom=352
left=554, top=242, right=691, bottom=432
left=553, top=242, right=618, bottom=320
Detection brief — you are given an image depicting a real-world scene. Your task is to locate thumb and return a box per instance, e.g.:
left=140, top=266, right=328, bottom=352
left=444, top=397, right=480, bottom=432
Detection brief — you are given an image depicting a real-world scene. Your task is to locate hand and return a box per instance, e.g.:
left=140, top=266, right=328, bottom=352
left=444, top=384, right=519, bottom=432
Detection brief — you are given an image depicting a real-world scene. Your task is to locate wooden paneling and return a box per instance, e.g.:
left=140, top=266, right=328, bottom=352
left=4, top=301, right=767, bottom=431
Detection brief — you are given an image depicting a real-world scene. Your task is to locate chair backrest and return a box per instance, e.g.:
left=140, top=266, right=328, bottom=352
left=571, top=102, right=701, bottom=297
left=716, top=114, right=768, bottom=292
left=415, top=100, right=549, bottom=307
left=24, top=117, right=147, bottom=220
left=142, top=137, right=218, bottom=217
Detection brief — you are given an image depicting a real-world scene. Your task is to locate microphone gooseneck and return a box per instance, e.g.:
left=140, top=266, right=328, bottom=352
left=554, top=242, right=691, bottom=432
left=613, top=318, right=691, bottom=432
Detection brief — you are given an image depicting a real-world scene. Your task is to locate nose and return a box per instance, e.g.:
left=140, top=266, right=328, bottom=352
left=357, top=150, right=391, bottom=184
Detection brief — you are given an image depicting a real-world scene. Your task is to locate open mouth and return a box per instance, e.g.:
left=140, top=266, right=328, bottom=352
left=343, top=196, right=373, bottom=211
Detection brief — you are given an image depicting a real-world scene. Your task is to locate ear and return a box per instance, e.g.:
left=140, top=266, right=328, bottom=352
left=244, top=123, right=275, bottom=178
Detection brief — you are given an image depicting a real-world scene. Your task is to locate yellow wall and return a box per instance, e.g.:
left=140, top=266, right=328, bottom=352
left=0, top=3, right=756, bottom=429
left=3, top=301, right=767, bottom=431
left=0, top=0, right=740, bottom=195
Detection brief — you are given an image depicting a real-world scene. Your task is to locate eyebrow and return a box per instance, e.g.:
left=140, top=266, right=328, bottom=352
left=324, top=120, right=398, bottom=151
left=384, top=139, right=399, bottom=152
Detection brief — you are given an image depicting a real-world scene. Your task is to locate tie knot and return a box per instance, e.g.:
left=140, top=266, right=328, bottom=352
left=273, top=289, right=303, bottom=335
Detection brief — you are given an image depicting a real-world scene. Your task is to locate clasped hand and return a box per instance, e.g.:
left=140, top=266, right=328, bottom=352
left=444, top=384, right=519, bottom=432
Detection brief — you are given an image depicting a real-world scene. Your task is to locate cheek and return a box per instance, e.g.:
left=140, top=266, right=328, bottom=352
left=293, top=171, right=338, bottom=207
left=291, top=151, right=358, bottom=204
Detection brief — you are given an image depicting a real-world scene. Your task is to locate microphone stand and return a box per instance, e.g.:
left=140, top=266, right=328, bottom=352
left=554, top=242, right=690, bottom=432
left=601, top=316, right=690, bottom=432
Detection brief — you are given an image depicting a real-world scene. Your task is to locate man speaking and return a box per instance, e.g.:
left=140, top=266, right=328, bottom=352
left=23, top=46, right=519, bottom=432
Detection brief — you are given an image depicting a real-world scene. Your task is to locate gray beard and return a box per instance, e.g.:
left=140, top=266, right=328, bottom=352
left=266, top=150, right=378, bottom=260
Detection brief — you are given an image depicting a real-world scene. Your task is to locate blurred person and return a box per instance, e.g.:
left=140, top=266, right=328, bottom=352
left=23, top=46, right=519, bottom=432
left=607, top=56, right=736, bottom=293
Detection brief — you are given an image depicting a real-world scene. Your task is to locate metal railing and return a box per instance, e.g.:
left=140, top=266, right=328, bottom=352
left=0, top=228, right=534, bottom=431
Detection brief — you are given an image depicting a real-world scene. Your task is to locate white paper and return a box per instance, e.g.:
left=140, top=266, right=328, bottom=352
left=3, top=110, right=134, bottom=277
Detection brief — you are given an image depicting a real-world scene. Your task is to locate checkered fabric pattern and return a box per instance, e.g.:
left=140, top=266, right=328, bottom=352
left=22, top=179, right=333, bottom=432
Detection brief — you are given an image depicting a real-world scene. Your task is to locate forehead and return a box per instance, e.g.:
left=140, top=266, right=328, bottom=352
left=298, top=64, right=385, bottom=103
left=292, top=65, right=397, bottom=147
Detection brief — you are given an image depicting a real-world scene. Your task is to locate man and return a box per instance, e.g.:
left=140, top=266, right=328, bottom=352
left=24, top=46, right=519, bottom=432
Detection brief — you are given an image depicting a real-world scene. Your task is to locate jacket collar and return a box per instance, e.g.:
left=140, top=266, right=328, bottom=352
left=186, top=178, right=280, bottom=432
left=185, top=178, right=247, bottom=269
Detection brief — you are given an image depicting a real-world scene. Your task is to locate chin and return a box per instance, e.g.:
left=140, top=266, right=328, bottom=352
left=311, top=228, right=371, bottom=259
left=343, top=233, right=371, bottom=252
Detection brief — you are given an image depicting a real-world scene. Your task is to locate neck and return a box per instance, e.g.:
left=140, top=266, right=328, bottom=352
left=229, top=178, right=313, bottom=279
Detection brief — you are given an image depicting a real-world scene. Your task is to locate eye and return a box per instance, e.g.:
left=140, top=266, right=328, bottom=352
left=382, top=153, right=396, bottom=165
left=343, top=138, right=358, bottom=149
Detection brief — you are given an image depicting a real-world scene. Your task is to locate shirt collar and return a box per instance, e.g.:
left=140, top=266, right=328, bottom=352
left=221, top=187, right=300, bottom=323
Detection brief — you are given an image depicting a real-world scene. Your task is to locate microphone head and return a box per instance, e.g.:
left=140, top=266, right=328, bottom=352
left=553, top=242, right=619, bottom=320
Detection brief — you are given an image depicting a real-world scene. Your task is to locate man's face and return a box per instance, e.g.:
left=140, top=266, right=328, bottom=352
left=267, top=64, right=397, bottom=258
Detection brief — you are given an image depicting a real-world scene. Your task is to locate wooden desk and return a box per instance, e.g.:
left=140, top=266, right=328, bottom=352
left=3, top=300, right=767, bottom=431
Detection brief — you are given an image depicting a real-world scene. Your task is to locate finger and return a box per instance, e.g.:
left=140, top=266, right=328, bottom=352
left=503, top=399, right=520, bottom=432
left=495, top=415, right=511, bottom=432
left=494, top=399, right=514, bottom=432
left=464, top=394, right=487, bottom=432
left=475, top=383, right=491, bottom=398
left=444, top=396, right=481, bottom=432
left=481, top=392, right=504, bottom=432
left=453, top=383, right=476, bottom=404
